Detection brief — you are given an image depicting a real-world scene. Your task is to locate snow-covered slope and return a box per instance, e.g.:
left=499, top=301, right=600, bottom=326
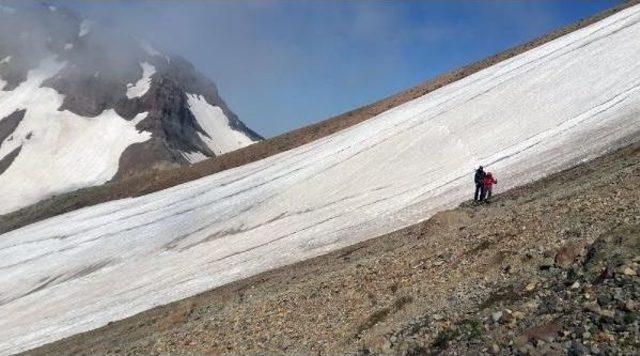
left=0, top=56, right=151, bottom=214
left=187, top=93, right=259, bottom=156
left=0, top=3, right=260, bottom=214
left=2, top=4, right=640, bottom=355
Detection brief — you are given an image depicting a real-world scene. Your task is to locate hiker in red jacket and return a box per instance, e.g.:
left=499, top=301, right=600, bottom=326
left=482, top=172, right=497, bottom=201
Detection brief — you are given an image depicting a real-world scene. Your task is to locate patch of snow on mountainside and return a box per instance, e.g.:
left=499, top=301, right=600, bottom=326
left=78, top=19, right=92, bottom=37
left=181, top=150, right=209, bottom=164
left=126, top=62, right=155, bottom=99
left=187, top=93, right=257, bottom=155
left=0, top=56, right=151, bottom=215
left=2, top=4, right=640, bottom=355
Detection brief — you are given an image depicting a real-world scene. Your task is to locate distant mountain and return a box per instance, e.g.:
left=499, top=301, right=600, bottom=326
left=0, top=2, right=261, bottom=214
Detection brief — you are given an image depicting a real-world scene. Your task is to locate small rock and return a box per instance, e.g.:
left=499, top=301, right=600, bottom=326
left=598, top=309, right=615, bottom=319
left=595, top=331, right=613, bottom=342
left=570, top=341, right=590, bottom=355
left=513, top=335, right=529, bottom=349
left=624, top=300, right=637, bottom=311
left=584, top=301, right=614, bottom=318
left=584, top=301, right=601, bottom=313
left=491, top=311, right=503, bottom=323
left=570, top=281, right=580, bottom=289
left=490, top=343, right=500, bottom=354
left=554, top=242, right=586, bottom=269
left=524, top=282, right=537, bottom=292
left=517, top=321, right=561, bottom=344
left=500, top=310, right=515, bottom=325
left=622, top=266, right=637, bottom=276
left=595, top=265, right=614, bottom=283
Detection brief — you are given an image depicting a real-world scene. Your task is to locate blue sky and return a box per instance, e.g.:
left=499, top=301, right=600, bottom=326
left=62, top=0, right=620, bottom=138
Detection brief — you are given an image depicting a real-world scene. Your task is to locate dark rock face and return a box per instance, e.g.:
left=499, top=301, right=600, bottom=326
left=107, top=56, right=263, bottom=179
left=140, top=77, right=213, bottom=156
left=0, top=109, right=25, bottom=149
left=114, top=77, right=217, bottom=179
left=43, top=70, right=129, bottom=118
left=152, top=56, right=263, bottom=142
left=0, top=145, right=21, bottom=175
left=0, top=62, right=29, bottom=91
left=0, top=1, right=262, bottom=183
left=115, top=141, right=181, bottom=181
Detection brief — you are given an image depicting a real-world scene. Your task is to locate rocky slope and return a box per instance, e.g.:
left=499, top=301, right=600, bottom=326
left=1, top=0, right=638, bottom=232
left=26, top=132, right=640, bottom=356
left=0, top=2, right=260, bottom=214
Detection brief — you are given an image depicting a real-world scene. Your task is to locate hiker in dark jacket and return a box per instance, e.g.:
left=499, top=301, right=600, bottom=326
left=482, top=172, right=497, bottom=201
left=474, top=166, right=485, bottom=201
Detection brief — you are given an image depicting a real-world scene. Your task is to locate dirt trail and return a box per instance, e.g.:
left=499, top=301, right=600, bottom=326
left=26, top=140, right=640, bottom=355
left=2, top=0, right=639, bottom=234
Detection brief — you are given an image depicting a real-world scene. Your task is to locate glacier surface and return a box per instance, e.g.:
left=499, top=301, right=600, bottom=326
left=2, top=5, right=640, bottom=354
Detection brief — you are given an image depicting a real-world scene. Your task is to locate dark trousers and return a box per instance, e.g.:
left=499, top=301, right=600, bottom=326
left=474, top=183, right=485, bottom=201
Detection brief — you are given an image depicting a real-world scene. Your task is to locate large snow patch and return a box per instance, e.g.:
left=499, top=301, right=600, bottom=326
left=126, top=62, right=155, bottom=99
left=187, top=93, right=257, bottom=156
left=0, top=56, right=151, bottom=214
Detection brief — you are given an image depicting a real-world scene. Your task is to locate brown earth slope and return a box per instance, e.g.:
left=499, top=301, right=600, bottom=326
left=2, top=0, right=639, bottom=234
left=26, top=138, right=640, bottom=355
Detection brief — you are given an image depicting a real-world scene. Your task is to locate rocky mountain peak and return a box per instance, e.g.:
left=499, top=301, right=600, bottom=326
left=0, top=1, right=262, bottom=214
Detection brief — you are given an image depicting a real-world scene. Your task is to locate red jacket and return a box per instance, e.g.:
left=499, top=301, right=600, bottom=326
left=483, top=174, right=497, bottom=188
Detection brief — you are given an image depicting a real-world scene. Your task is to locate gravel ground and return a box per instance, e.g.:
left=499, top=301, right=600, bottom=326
left=24, top=140, right=640, bottom=355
